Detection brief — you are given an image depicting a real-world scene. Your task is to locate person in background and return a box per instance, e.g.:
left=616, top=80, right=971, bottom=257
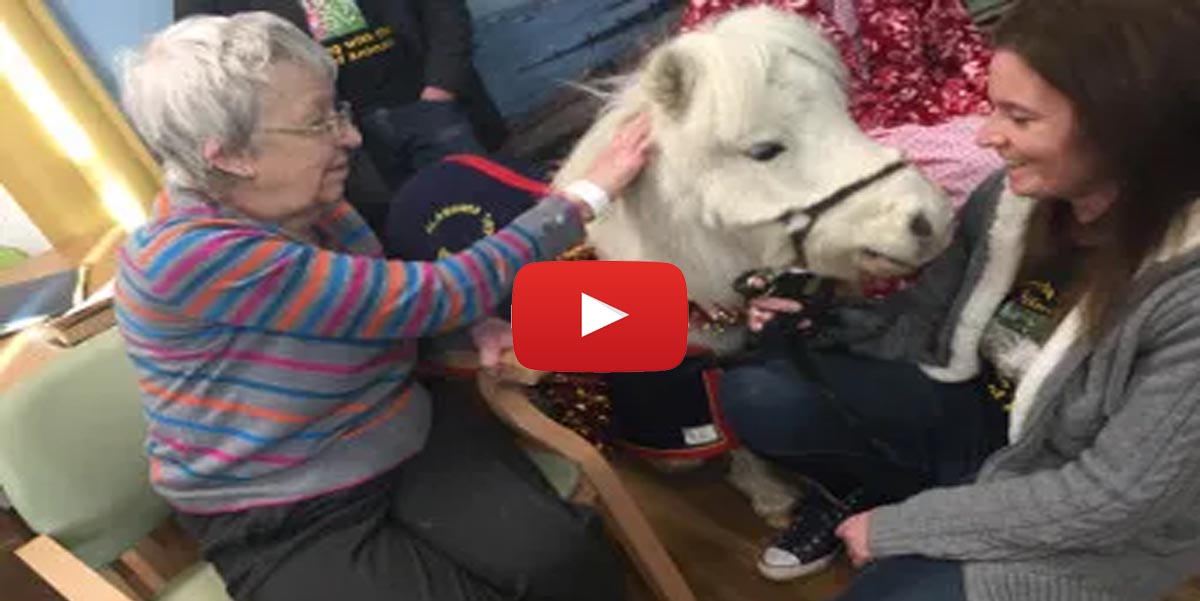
left=118, top=12, right=650, bottom=600
left=724, top=1, right=1200, bottom=600
left=175, top=0, right=508, bottom=239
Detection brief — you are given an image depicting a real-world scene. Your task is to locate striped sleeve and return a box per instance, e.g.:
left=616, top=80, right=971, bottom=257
left=122, top=197, right=584, bottom=340
left=313, top=201, right=382, bottom=257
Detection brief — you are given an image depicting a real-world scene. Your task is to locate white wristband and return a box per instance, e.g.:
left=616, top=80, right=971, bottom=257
left=562, top=180, right=611, bottom=220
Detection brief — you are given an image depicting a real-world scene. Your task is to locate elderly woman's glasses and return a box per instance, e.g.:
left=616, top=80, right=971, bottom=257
left=260, top=101, right=354, bottom=138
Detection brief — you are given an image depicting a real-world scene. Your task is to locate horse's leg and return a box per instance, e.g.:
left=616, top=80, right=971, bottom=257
left=726, top=448, right=800, bottom=529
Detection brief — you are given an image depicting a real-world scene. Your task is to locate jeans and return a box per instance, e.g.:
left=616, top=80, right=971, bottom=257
left=720, top=349, right=1007, bottom=502
left=837, top=557, right=966, bottom=601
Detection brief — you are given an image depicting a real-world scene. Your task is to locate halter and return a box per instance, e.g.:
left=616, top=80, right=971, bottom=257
left=778, top=159, right=909, bottom=264
left=686, top=159, right=911, bottom=332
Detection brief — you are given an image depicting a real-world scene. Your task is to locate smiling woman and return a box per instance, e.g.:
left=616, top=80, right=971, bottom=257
left=717, top=2, right=1200, bottom=599
left=976, top=52, right=1109, bottom=217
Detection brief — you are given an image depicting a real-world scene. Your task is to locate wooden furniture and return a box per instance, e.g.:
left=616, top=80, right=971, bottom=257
left=1, top=511, right=64, bottom=601
left=1, top=332, right=694, bottom=601
left=0, top=330, right=231, bottom=601
left=0, top=228, right=122, bottom=394
left=472, top=355, right=697, bottom=601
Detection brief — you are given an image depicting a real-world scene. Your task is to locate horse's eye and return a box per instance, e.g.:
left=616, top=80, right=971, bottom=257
left=746, top=141, right=786, bottom=162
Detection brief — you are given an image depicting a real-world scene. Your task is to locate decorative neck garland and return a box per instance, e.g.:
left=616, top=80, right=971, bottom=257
left=688, top=301, right=746, bottom=334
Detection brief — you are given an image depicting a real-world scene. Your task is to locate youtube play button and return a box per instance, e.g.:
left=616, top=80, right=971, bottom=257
left=512, top=261, right=688, bottom=372
left=581, top=293, right=628, bottom=336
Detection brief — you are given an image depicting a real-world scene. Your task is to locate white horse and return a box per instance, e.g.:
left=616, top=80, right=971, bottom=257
left=553, top=7, right=955, bottom=523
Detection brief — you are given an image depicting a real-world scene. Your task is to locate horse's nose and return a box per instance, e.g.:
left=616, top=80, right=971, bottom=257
left=910, top=213, right=933, bottom=238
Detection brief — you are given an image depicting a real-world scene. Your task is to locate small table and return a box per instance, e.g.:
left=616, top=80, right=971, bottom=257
left=0, top=229, right=122, bottom=394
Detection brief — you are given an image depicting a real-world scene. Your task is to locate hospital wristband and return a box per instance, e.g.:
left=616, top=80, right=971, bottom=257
left=562, top=180, right=611, bottom=221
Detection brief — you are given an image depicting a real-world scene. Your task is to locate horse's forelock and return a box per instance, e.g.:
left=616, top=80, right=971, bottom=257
left=664, top=10, right=847, bottom=142
left=558, top=8, right=854, bottom=186
left=707, top=6, right=846, bottom=88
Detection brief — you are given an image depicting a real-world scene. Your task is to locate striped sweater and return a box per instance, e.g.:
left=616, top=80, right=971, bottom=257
left=116, top=186, right=584, bottom=513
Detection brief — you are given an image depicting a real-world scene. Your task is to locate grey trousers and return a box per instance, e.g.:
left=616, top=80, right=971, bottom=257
left=178, top=378, right=624, bottom=601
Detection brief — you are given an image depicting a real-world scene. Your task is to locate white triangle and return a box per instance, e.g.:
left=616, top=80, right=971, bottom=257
left=581, top=292, right=629, bottom=337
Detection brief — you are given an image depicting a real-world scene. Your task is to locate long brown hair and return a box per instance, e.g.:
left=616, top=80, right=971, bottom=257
left=993, top=0, right=1200, bottom=334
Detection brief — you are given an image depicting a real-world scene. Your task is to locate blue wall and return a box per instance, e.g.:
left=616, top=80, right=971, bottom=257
left=43, top=0, right=172, bottom=95
left=43, top=0, right=679, bottom=117
left=472, top=0, right=679, bottom=116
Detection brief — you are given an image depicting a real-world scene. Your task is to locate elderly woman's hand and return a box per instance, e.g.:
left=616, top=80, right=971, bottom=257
left=469, top=317, right=514, bottom=370
left=581, top=113, right=654, bottom=199
left=468, top=317, right=545, bottom=385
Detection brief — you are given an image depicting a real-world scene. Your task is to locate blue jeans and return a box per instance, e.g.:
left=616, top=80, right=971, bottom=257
left=720, top=350, right=1007, bottom=502
left=837, top=557, right=966, bottom=601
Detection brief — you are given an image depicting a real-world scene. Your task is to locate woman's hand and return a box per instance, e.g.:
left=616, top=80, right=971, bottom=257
left=580, top=113, right=654, bottom=199
left=469, top=317, right=513, bottom=371
left=836, top=511, right=874, bottom=567
left=746, top=296, right=811, bottom=333
left=419, top=86, right=455, bottom=102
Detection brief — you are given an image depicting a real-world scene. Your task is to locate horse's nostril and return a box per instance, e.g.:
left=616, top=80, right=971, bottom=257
left=910, top=213, right=933, bottom=238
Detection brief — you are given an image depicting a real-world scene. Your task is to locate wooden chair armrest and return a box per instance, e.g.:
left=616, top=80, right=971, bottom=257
left=427, top=349, right=545, bottom=386
left=477, top=369, right=697, bottom=601
left=16, top=535, right=136, bottom=601
left=477, top=368, right=603, bottom=468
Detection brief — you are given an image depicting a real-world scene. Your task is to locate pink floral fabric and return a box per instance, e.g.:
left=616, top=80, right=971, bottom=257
left=872, top=116, right=1003, bottom=210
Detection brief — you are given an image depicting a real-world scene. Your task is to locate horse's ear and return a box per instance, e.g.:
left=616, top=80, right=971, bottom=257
left=644, top=47, right=696, bottom=118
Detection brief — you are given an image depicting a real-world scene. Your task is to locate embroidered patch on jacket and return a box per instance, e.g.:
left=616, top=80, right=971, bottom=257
left=981, top=278, right=1064, bottom=408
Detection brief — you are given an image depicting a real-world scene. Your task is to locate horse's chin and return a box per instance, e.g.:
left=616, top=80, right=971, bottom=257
left=859, top=245, right=931, bottom=275
left=860, top=264, right=913, bottom=277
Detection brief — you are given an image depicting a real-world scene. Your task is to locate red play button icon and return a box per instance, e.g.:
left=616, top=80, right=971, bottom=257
left=511, top=261, right=688, bottom=372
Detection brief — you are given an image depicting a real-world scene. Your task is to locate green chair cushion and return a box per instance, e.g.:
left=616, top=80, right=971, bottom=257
left=157, top=562, right=233, bottom=601
left=0, top=329, right=168, bottom=567
left=523, top=448, right=580, bottom=499
left=0, top=326, right=579, bottom=580
left=0, top=246, right=29, bottom=270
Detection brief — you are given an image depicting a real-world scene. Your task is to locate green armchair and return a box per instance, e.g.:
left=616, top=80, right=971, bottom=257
left=0, top=329, right=231, bottom=600
left=0, top=330, right=693, bottom=601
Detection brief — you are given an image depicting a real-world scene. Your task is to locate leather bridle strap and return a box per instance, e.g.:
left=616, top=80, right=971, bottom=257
left=779, top=159, right=909, bottom=264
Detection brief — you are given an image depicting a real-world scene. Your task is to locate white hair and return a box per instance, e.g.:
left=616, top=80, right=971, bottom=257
left=120, top=12, right=336, bottom=192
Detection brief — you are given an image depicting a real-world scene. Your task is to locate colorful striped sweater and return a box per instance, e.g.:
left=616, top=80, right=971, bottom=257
left=116, top=186, right=584, bottom=513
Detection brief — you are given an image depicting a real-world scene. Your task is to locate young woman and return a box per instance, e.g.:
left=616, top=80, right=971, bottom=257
left=723, top=2, right=1200, bottom=599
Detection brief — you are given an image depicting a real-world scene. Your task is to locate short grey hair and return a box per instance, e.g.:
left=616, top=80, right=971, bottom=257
left=120, top=12, right=336, bottom=192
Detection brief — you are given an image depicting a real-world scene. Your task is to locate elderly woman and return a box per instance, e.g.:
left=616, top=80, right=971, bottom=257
left=725, top=0, right=1200, bottom=599
left=116, top=12, right=649, bottom=601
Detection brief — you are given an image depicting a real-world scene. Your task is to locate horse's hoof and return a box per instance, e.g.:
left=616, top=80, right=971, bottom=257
left=749, top=491, right=799, bottom=527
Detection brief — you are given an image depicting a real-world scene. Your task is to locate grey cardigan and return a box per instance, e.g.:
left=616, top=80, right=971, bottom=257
left=836, top=173, right=1200, bottom=601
